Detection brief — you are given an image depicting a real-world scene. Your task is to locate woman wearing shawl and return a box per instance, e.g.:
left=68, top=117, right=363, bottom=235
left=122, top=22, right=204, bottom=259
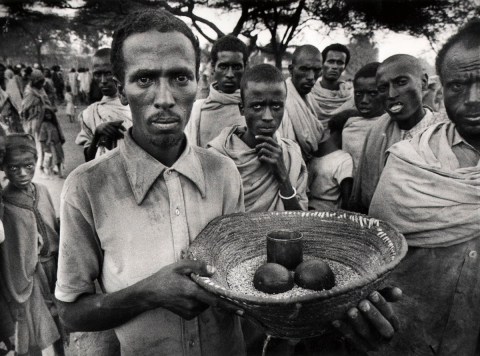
left=5, top=69, right=23, bottom=114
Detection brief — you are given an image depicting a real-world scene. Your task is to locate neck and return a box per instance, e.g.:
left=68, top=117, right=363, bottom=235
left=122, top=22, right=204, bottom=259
left=132, top=130, right=186, bottom=167
left=320, top=77, right=340, bottom=91
left=315, top=135, right=340, bottom=157
left=396, top=106, right=426, bottom=131
left=239, top=129, right=259, bottom=149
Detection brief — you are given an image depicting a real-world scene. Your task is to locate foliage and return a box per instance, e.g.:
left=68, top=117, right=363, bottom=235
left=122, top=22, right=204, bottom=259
left=345, top=34, right=379, bottom=79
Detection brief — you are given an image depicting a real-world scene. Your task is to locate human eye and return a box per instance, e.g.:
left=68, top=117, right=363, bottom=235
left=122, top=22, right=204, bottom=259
left=396, top=77, right=408, bottom=86
left=448, top=82, right=465, bottom=93
left=272, top=103, right=283, bottom=110
left=137, top=76, right=153, bottom=87
left=175, top=75, right=190, bottom=84
left=377, top=85, right=387, bottom=94
left=26, top=164, right=34, bottom=170
left=233, top=64, right=243, bottom=71
left=369, top=91, right=378, bottom=97
left=354, top=91, right=363, bottom=97
left=7, top=165, right=18, bottom=172
left=218, top=64, right=227, bottom=71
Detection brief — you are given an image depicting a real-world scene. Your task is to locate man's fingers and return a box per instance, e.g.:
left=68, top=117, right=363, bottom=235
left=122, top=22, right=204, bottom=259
left=195, top=290, right=245, bottom=316
left=258, top=155, right=277, bottom=166
left=174, top=260, right=215, bottom=277
left=332, top=319, right=373, bottom=353
left=255, top=135, right=278, bottom=145
left=368, top=291, right=400, bottom=331
left=346, top=307, right=377, bottom=343
left=379, top=287, right=402, bottom=303
left=358, top=300, right=395, bottom=339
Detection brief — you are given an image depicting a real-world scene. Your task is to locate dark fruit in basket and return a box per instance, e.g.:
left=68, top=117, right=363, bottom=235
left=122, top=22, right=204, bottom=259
left=253, top=263, right=294, bottom=294
left=294, top=259, right=335, bottom=291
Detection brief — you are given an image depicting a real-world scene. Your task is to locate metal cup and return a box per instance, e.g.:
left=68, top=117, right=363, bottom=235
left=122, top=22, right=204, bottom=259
left=267, top=230, right=303, bottom=270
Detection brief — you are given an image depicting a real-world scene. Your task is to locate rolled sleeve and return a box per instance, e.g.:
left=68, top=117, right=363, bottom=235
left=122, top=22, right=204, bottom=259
left=75, top=110, right=94, bottom=147
left=55, top=192, right=102, bottom=302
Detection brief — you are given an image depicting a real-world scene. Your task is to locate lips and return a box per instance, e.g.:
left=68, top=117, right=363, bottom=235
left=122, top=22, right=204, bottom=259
left=388, top=103, right=404, bottom=114
left=257, top=127, right=277, bottom=135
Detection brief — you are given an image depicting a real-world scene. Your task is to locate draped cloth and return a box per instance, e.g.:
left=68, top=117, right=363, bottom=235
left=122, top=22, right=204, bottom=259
left=76, top=95, right=132, bottom=158
left=0, top=183, right=60, bottom=353
left=208, top=125, right=308, bottom=212
left=278, top=78, right=326, bottom=160
left=350, top=108, right=441, bottom=212
left=311, top=79, right=354, bottom=126
left=369, top=122, right=480, bottom=248
left=5, top=69, right=23, bottom=113
left=342, top=115, right=382, bottom=173
left=185, top=83, right=245, bottom=147
left=21, top=84, right=52, bottom=138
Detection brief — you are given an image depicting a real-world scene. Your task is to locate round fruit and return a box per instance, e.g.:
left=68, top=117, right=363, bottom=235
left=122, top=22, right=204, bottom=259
left=294, top=259, right=335, bottom=291
left=253, top=263, right=294, bottom=294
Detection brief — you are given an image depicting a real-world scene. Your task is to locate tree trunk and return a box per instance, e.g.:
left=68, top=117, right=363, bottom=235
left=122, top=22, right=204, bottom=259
left=34, top=42, right=43, bottom=67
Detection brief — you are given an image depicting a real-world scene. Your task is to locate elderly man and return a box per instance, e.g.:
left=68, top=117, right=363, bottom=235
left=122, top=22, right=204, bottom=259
left=279, top=45, right=327, bottom=160
left=351, top=54, right=444, bottom=213
left=368, top=20, right=480, bottom=355
left=56, top=10, right=245, bottom=356
left=185, top=35, right=248, bottom=147
left=75, top=48, right=132, bottom=161
left=342, top=62, right=384, bottom=173
left=311, top=43, right=354, bottom=126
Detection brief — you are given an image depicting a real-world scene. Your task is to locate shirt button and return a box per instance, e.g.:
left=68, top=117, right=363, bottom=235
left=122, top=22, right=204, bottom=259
left=167, top=170, right=172, bottom=175
left=469, top=250, right=477, bottom=258
left=175, top=208, right=180, bottom=216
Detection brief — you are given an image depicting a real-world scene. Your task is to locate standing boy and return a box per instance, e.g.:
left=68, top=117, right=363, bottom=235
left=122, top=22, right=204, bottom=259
left=208, top=63, right=308, bottom=212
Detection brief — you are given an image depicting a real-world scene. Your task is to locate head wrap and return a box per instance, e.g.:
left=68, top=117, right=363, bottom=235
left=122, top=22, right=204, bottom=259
left=5, top=133, right=37, bottom=156
left=30, top=69, right=44, bottom=85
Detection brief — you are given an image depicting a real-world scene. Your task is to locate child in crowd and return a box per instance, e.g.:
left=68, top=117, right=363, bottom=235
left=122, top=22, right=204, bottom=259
left=0, top=133, right=63, bottom=355
left=65, top=85, right=75, bottom=123
left=39, top=108, right=65, bottom=178
left=342, top=62, right=384, bottom=173
left=308, top=117, right=353, bottom=210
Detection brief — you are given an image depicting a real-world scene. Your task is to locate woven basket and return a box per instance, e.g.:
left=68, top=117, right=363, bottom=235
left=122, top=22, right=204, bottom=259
left=188, top=211, right=408, bottom=339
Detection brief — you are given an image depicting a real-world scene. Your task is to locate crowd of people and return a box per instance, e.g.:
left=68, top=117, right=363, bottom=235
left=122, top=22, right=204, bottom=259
left=0, top=7, right=478, bottom=356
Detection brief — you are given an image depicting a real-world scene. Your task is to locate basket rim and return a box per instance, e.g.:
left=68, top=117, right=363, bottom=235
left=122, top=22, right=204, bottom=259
left=189, top=210, right=408, bottom=306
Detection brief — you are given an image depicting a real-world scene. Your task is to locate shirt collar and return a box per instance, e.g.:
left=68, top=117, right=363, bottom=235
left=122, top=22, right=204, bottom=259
left=120, top=130, right=206, bottom=205
left=452, top=127, right=480, bottom=153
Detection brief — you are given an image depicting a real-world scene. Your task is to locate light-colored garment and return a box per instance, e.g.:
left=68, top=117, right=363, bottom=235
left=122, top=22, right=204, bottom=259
left=5, top=69, right=23, bottom=113
left=56, top=132, right=245, bottom=356
left=342, top=115, right=382, bottom=174
left=68, top=72, right=79, bottom=95
left=208, top=125, right=308, bottom=212
left=75, top=95, right=132, bottom=158
left=185, top=83, right=244, bottom=147
left=79, top=71, right=92, bottom=94
left=279, top=77, right=326, bottom=160
left=65, top=92, right=75, bottom=116
left=311, top=79, right=354, bottom=126
left=21, top=84, right=52, bottom=137
left=0, top=183, right=60, bottom=354
left=351, top=108, right=444, bottom=212
left=369, top=121, right=480, bottom=247
left=307, top=150, right=353, bottom=210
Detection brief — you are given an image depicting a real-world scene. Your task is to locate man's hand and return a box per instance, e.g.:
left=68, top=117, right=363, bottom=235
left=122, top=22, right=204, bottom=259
left=255, top=135, right=288, bottom=182
left=94, top=120, right=125, bottom=148
left=332, top=287, right=402, bottom=353
left=143, top=260, right=244, bottom=320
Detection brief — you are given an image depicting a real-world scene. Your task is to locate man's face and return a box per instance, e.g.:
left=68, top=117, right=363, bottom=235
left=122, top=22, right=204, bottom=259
left=3, top=150, right=36, bottom=189
left=376, top=60, right=425, bottom=122
left=441, top=41, right=480, bottom=141
left=354, top=76, right=384, bottom=118
left=93, top=56, right=117, bottom=97
left=118, top=30, right=197, bottom=149
left=242, top=81, right=286, bottom=137
left=289, top=52, right=322, bottom=96
left=212, top=51, right=245, bottom=94
left=322, top=50, right=347, bottom=82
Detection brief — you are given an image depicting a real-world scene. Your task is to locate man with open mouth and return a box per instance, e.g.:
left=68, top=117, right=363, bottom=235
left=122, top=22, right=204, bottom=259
left=350, top=53, right=445, bottom=213
left=185, top=35, right=248, bottom=148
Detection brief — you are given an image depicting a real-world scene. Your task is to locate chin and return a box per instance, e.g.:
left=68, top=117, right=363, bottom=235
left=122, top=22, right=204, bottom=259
left=150, top=133, right=184, bottom=148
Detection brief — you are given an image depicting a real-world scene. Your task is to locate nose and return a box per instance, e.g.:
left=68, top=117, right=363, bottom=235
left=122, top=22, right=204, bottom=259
left=18, top=167, right=28, bottom=177
left=388, top=85, right=398, bottom=99
left=262, top=107, right=274, bottom=122
left=225, top=66, right=234, bottom=79
left=100, top=74, right=108, bottom=84
left=154, top=79, right=175, bottom=109
left=306, top=69, right=315, bottom=81
left=466, top=81, right=480, bottom=104
left=360, top=93, right=369, bottom=104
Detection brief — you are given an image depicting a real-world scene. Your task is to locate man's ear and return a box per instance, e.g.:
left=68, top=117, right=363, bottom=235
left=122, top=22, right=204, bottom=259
left=421, top=73, right=429, bottom=92
left=114, top=77, right=128, bottom=106
left=239, top=103, right=244, bottom=116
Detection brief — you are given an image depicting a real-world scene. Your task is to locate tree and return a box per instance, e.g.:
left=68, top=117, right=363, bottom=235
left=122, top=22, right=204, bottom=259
left=345, top=34, right=379, bottom=79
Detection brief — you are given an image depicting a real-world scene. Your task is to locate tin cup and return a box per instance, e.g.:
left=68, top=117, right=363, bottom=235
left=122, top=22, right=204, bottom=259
left=266, top=230, right=303, bottom=270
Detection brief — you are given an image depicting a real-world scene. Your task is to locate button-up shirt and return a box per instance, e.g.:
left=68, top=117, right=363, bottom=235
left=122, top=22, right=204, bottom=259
left=56, top=131, right=245, bottom=356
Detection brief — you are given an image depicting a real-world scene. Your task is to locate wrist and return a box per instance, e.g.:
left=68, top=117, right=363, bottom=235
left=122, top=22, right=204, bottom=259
left=279, top=186, right=297, bottom=200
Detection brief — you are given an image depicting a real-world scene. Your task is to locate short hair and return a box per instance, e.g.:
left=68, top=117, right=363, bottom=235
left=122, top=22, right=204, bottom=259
left=291, top=45, right=321, bottom=65
left=94, top=47, right=111, bottom=59
left=111, top=9, right=200, bottom=82
left=322, top=43, right=350, bottom=66
left=379, top=54, right=423, bottom=78
left=211, top=35, right=249, bottom=67
left=240, top=64, right=285, bottom=102
left=353, top=62, right=380, bottom=85
left=436, top=19, right=480, bottom=83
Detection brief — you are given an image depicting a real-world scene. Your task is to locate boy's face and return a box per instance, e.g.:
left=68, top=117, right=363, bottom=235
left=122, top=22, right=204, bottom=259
left=242, top=81, right=286, bottom=137
left=354, top=76, right=384, bottom=118
left=3, top=150, right=36, bottom=189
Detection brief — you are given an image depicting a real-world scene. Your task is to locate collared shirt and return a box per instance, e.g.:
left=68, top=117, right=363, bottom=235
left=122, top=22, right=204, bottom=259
left=56, top=131, right=245, bottom=356
left=399, top=107, right=441, bottom=140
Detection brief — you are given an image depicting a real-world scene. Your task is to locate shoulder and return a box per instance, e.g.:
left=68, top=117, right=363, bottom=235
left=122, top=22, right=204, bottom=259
left=192, top=145, right=238, bottom=174
left=280, top=137, right=303, bottom=158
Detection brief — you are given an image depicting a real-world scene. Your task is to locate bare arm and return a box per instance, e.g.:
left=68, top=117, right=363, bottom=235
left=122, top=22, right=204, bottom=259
left=340, top=177, right=353, bottom=210
left=57, top=260, right=241, bottom=332
left=84, top=120, right=125, bottom=161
